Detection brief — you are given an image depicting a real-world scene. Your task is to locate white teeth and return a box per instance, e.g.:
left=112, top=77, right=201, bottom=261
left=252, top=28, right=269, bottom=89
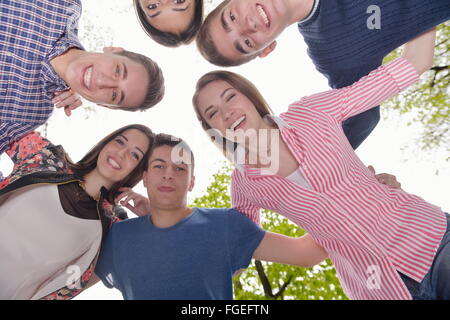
left=257, top=5, right=269, bottom=27
left=84, top=67, right=92, bottom=89
left=108, top=157, right=121, bottom=169
left=231, top=116, right=246, bottom=131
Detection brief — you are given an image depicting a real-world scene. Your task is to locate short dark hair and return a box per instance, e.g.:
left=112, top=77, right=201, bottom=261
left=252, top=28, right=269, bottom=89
left=113, top=50, right=165, bottom=111
left=148, top=133, right=195, bottom=173
left=196, top=0, right=258, bottom=67
left=133, top=0, right=204, bottom=48
left=67, top=124, right=154, bottom=204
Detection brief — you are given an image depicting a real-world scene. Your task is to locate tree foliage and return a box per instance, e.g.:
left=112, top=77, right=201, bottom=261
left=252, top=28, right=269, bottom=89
left=191, top=164, right=347, bottom=300
left=383, top=23, right=449, bottom=157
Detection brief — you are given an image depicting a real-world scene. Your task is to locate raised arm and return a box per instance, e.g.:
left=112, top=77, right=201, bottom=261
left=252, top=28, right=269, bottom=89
left=253, top=232, right=328, bottom=268
left=402, top=28, right=436, bottom=76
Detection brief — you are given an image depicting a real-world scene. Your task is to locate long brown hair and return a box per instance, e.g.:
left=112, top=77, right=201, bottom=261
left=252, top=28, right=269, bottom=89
left=67, top=124, right=154, bottom=203
left=192, top=71, right=273, bottom=161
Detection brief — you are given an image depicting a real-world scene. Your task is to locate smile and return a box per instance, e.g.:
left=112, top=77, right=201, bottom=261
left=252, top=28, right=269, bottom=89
left=230, top=116, right=246, bottom=131
left=83, top=66, right=93, bottom=89
left=256, top=4, right=270, bottom=27
left=107, top=157, right=121, bottom=170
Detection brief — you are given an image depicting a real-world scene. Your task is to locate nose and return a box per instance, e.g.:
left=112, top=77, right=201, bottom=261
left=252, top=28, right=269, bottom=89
left=242, top=14, right=258, bottom=34
left=222, top=105, right=235, bottom=122
left=162, top=167, right=174, bottom=180
left=117, top=147, right=127, bottom=160
left=95, top=72, right=117, bottom=89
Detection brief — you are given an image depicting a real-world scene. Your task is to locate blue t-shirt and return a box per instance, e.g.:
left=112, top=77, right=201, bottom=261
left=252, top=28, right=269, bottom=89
left=95, top=208, right=266, bottom=300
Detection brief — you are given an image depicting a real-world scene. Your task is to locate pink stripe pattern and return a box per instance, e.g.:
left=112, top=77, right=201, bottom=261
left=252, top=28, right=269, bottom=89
left=231, top=58, right=447, bottom=300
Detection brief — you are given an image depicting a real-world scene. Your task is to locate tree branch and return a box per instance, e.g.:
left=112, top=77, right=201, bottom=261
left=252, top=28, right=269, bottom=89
left=255, top=260, right=274, bottom=297
left=255, top=260, right=293, bottom=300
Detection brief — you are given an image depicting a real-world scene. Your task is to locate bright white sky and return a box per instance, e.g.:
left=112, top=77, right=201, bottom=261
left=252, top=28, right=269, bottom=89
left=0, top=0, right=448, bottom=300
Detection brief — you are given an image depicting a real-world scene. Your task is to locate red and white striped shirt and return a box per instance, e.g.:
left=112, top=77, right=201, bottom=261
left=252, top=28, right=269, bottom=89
left=231, top=58, right=447, bottom=300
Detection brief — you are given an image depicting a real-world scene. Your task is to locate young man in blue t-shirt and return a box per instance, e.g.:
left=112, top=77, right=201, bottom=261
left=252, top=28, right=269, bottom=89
left=94, top=133, right=328, bottom=300
left=196, top=0, right=449, bottom=149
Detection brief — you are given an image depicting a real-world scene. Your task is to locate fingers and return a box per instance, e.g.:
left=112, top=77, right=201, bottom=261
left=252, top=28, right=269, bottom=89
left=53, top=89, right=82, bottom=117
left=367, top=165, right=376, bottom=174
left=64, top=99, right=82, bottom=116
left=115, top=188, right=134, bottom=204
left=376, top=173, right=402, bottom=189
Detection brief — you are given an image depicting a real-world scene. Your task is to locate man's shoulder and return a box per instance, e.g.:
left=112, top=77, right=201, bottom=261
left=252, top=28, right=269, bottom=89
left=110, top=216, right=147, bottom=234
left=195, top=207, right=241, bottom=217
left=195, top=207, right=253, bottom=225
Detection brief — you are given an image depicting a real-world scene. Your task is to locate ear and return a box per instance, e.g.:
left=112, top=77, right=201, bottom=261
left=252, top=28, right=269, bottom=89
left=188, top=175, right=196, bottom=192
left=103, top=46, right=125, bottom=54
left=258, top=40, right=277, bottom=58
left=142, top=171, right=148, bottom=189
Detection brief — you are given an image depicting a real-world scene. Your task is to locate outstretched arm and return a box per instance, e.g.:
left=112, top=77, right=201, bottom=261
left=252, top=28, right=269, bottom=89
left=402, top=28, right=436, bottom=76
left=253, top=232, right=328, bottom=268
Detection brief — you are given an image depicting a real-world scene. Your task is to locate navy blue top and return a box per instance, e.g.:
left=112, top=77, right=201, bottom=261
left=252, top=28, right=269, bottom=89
left=95, top=208, right=266, bottom=300
left=298, top=0, right=450, bottom=148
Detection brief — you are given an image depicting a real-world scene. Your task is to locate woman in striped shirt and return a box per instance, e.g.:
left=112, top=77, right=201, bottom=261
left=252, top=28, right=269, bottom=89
left=192, top=28, right=450, bottom=299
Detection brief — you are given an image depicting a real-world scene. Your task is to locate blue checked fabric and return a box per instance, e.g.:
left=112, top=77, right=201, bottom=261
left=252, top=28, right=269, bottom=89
left=0, top=0, right=84, bottom=155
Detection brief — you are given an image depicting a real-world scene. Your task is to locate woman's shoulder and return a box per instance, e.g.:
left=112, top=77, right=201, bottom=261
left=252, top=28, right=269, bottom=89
left=2, top=132, right=71, bottom=188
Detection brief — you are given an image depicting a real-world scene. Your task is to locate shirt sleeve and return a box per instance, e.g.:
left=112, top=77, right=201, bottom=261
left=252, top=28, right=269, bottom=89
left=231, top=169, right=261, bottom=225
left=227, top=209, right=266, bottom=273
left=0, top=121, right=38, bottom=156
left=288, top=57, right=420, bottom=123
left=94, top=226, right=118, bottom=289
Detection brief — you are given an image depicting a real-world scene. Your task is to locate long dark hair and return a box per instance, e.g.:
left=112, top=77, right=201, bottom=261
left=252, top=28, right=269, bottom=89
left=134, top=0, right=203, bottom=47
left=67, top=124, right=154, bottom=203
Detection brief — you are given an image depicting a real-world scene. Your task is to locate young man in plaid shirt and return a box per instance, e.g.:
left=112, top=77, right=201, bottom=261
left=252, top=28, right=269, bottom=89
left=0, top=0, right=165, bottom=161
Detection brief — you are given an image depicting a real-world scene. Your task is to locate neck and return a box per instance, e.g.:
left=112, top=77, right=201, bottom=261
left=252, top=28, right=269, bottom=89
left=244, top=118, right=280, bottom=167
left=83, top=169, right=112, bottom=200
left=50, top=48, right=85, bottom=82
left=287, top=0, right=315, bottom=24
left=149, top=205, right=193, bottom=229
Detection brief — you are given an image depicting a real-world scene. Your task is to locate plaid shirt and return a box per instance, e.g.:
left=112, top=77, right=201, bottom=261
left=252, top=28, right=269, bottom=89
left=0, top=0, right=84, bottom=156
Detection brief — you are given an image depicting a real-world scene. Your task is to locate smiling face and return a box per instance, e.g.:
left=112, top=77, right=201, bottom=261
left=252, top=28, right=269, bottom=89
left=64, top=50, right=149, bottom=109
left=96, top=129, right=151, bottom=186
left=138, top=0, right=196, bottom=35
left=195, top=79, right=268, bottom=142
left=207, top=0, right=291, bottom=62
left=143, top=145, right=195, bottom=210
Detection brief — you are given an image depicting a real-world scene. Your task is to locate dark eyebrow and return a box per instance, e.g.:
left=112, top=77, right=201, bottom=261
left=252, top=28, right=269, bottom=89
left=149, top=11, right=162, bottom=18
left=221, top=9, right=231, bottom=33
left=151, top=158, right=166, bottom=163
left=135, top=147, right=145, bottom=157
left=234, top=40, right=249, bottom=55
left=118, top=63, right=127, bottom=106
left=118, top=134, right=145, bottom=157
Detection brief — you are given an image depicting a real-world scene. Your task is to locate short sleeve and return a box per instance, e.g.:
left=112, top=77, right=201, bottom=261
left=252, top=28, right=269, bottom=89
left=227, top=209, right=266, bottom=273
left=94, top=226, right=118, bottom=289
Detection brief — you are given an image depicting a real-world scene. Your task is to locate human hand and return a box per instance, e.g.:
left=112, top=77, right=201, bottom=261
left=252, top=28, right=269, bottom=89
left=53, top=89, right=82, bottom=116
left=115, top=187, right=151, bottom=217
left=368, top=165, right=402, bottom=189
